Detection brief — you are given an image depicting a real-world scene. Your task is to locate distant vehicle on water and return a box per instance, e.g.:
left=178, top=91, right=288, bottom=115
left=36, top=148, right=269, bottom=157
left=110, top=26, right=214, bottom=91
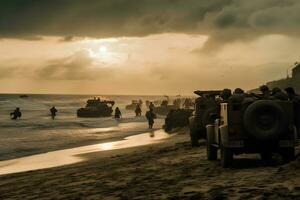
left=77, top=98, right=115, bottom=118
left=19, top=95, right=29, bottom=98
left=153, top=99, right=179, bottom=116
left=125, top=100, right=142, bottom=110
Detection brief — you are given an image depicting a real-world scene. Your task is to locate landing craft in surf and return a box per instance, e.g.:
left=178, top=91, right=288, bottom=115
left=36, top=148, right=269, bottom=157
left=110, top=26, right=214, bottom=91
left=125, top=100, right=143, bottom=110
left=77, top=98, right=115, bottom=118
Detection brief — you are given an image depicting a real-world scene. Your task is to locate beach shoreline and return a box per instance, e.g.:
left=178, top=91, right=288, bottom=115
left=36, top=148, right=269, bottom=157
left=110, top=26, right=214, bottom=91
left=0, top=118, right=164, bottom=161
left=0, top=129, right=299, bottom=200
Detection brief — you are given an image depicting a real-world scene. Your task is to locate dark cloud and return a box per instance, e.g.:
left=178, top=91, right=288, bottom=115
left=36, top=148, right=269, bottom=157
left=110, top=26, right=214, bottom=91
left=0, top=51, right=114, bottom=80
left=1, top=0, right=300, bottom=49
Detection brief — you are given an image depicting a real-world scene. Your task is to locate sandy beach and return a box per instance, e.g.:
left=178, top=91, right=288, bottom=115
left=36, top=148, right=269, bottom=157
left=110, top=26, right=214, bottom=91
left=0, top=129, right=299, bottom=200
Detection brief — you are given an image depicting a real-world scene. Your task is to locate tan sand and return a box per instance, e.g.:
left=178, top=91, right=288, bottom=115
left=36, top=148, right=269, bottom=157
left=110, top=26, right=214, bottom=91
left=0, top=129, right=299, bottom=200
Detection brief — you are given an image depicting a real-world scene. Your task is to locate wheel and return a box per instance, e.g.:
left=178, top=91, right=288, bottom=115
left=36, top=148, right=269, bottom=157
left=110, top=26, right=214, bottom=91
left=207, top=143, right=218, bottom=160
left=189, top=120, right=199, bottom=147
left=190, top=130, right=199, bottom=147
left=243, top=100, right=287, bottom=141
left=281, top=147, right=295, bottom=163
left=221, top=144, right=233, bottom=168
left=206, top=125, right=217, bottom=160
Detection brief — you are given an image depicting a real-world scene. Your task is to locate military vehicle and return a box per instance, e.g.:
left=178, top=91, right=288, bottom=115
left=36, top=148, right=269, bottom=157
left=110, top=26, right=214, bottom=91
left=77, top=98, right=115, bottom=118
left=125, top=100, right=142, bottom=110
left=153, top=99, right=179, bottom=115
left=189, top=90, right=222, bottom=146
left=164, top=109, right=194, bottom=132
left=206, top=95, right=298, bottom=167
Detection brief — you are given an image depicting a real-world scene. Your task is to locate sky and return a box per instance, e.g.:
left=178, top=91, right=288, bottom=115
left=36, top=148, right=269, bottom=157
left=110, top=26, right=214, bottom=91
left=0, top=0, right=300, bottom=95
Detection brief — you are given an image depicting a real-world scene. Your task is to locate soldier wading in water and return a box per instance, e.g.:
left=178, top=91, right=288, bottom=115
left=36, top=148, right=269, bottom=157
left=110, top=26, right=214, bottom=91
left=50, top=106, right=58, bottom=120
left=114, top=107, right=122, bottom=119
left=145, top=108, right=156, bottom=129
left=10, top=107, right=22, bottom=120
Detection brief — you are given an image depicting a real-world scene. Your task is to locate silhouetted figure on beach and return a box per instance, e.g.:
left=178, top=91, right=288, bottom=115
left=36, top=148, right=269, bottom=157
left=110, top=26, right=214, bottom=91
left=233, top=88, right=244, bottom=95
left=271, top=87, right=288, bottom=100
left=114, top=107, right=122, bottom=119
left=10, top=107, right=22, bottom=120
left=220, top=88, right=232, bottom=102
left=149, top=102, right=155, bottom=110
left=285, top=87, right=300, bottom=102
left=260, top=85, right=271, bottom=99
left=285, top=87, right=300, bottom=137
left=135, top=105, right=142, bottom=117
left=146, top=108, right=156, bottom=129
left=50, top=106, right=58, bottom=120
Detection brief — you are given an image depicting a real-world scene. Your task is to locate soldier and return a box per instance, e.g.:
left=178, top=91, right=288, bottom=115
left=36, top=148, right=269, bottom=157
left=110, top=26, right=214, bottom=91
left=135, top=104, right=142, bottom=116
left=234, top=88, right=244, bottom=94
left=285, top=87, right=300, bottom=138
left=145, top=108, right=156, bottom=129
left=50, top=106, right=58, bottom=119
left=220, top=88, right=232, bottom=102
left=10, top=107, right=22, bottom=120
left=271, top=87, right=288, bottom=100
left=161, top=100, right=168, bottom=107
left=114, top=107, right=122, bottom=119
left=149, top=102, right=155, bottom=110
left=285, top=87, right=300, bottom=102
left=260, top=85, right=271, bottom=99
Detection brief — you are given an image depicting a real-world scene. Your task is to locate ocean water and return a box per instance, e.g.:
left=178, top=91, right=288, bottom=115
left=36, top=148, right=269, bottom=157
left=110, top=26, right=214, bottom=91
left=0, top=94, right=173, bottom=161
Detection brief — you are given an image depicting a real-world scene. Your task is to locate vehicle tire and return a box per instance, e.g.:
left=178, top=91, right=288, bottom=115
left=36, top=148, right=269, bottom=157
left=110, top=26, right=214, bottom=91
left=189, top=118, right=200, bottom=147
left=190, top=128, right=199, bottom=147
left=281, top=147, right=295, bottom=162
left=243, top=100, right=287, bottom=141
left=206, top=126, right=217, bottom=160
left=221, top=144, right=233, bottom=168
left=207, top=143, right=218, bottom=160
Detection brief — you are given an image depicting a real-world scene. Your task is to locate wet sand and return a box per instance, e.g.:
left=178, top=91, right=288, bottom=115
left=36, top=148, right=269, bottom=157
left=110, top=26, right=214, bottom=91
left=0, top=129, right=172, bottom=175
left=0, top=129, right=300, bottom=200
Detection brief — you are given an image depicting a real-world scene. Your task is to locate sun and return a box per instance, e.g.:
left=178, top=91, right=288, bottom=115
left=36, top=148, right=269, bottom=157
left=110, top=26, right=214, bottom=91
left=99, top=45, right=107, bottom=53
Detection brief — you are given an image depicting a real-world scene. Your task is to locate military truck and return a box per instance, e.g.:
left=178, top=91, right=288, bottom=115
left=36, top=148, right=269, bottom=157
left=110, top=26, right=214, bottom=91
left=153, top=99, right=179, bottom=116
left=206, top=96, right=298, bottom=167
left=189, top=90, right=222, bottom=146
left=77, top=98, right=115, bottom=118
left=164, top=109, right=194, bottom=132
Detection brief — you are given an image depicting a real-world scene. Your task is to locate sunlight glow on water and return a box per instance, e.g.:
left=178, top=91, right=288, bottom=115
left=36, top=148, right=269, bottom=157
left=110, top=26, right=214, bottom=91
left=0, top=129, right=173, bottom=175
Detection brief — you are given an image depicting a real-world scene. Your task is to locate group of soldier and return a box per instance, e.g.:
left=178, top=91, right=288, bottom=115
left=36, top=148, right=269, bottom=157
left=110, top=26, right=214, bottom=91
left=10, top=106, right=58, bottom=120
left=11, top=87, right=299, bottom=130
left=218, top=86, right=300, bottom=102
left=114, top=102, right=157, bottom=129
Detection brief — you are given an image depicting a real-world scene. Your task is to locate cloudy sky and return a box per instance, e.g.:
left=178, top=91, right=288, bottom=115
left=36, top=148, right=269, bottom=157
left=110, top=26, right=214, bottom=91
left=0, top=0, right=299, bottom=95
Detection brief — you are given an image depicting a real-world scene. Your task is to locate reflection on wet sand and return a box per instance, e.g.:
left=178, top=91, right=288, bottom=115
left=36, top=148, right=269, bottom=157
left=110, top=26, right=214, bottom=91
left=0, top=130, right=172, bottom=175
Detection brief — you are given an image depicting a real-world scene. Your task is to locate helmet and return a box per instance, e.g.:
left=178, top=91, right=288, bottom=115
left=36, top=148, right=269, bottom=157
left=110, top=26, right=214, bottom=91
left=259, top=85, right=269, bottom=92
left=234, top=88, right=244, bottom=94
left=220, top=88, right=232, bottom=100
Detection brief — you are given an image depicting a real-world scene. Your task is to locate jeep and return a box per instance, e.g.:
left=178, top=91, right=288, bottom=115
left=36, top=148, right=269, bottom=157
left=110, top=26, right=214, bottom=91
left=206, top=96, right=298, bottom=167
left=189, top=90, right=221, bottom=146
